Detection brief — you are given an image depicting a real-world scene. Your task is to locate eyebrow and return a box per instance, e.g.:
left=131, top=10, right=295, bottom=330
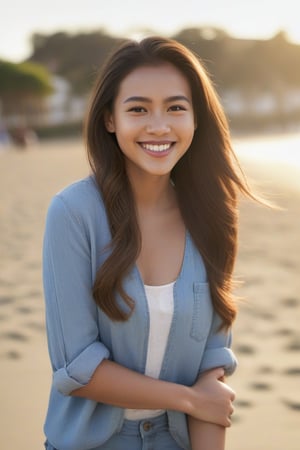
left=123, top=95, right=191, bottom=104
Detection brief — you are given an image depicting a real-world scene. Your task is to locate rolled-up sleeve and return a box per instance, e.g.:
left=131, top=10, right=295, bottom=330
left=43, top=194, right=110, bottom=396
left=199, top=313, right=237, bottom=376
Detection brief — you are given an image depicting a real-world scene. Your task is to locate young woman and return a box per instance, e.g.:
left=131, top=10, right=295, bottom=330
left=42, top=36, right=251, bottom=450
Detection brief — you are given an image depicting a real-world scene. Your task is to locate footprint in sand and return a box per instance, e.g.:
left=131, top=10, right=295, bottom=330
left=257, top=310, right=276, bottom=320
left=231, top=399, right=253, bottom=422
left=16, top=306, right=34, bottom=314
left=249, top=382, right=272, bottom=391
left=281, top=297, right=299, bottom=308
left=0, top=295, right=15, bottom=305
left=235, top=399, right=253, bottom=408
left=235, top=344, right=256, bottom=355
left=280, top=260, right=297, bottom=269
left=26, top=289, right=42, bottom=298
left=275, top=328, right=294, bottom=336
left=5, top=350, right=21, bottom=359
left=281, top=399, right=300, bottom=411
left=1, top=331, right=28, bottom=342
left=285, top=338, right=300, bottom=352
left=283, top=367, right=300, bottom=376
left=24, top=320, right=45, bottom=332
left=231, top=414, right=241, bottom=423
left=257, top=366, right=274, bottom=374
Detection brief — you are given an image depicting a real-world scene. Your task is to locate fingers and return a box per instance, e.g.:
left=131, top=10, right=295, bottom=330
left=225, top=404, right=235, bottom=427
left=220, top=389, right=235, bottom=427
left=225, top=417, right=232, bottom=427
left=222, top=411, right=233, bottom=427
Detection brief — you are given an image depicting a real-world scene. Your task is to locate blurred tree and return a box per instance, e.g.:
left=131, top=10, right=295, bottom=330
left=0, top=60, right=53, bottom=124
left=29, top=30, right=122, bottom=93
left=173, top=28, right=300, bottom=92
left=172, top=27, right=230, bottom=88
left=0, top=60, right=52, bottom=94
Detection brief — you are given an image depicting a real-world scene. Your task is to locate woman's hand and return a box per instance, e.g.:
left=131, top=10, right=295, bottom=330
left=187, top=367, right=235, bottom=427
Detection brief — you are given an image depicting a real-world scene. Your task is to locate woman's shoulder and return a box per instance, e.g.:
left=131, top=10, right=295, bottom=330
left=56, top=174, right=100, bottom=201
left=47, top=175, right=106, bottom=221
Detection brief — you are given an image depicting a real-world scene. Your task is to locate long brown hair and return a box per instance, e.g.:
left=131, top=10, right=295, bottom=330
left=85, top=36, right=254, bottom=329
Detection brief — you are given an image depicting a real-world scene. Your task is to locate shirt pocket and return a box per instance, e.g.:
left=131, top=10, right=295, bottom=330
left=190, top=282, right=212, bottom=342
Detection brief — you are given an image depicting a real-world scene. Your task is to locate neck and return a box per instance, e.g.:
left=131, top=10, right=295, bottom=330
left=127, top=171, right=176, bottom=212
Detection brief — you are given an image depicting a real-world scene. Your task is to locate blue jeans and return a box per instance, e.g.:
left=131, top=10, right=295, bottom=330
left=45, top=413, right=184, bottom=450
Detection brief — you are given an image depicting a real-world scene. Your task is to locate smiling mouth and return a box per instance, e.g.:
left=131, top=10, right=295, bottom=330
left=139, top=142, right=174, bottom=153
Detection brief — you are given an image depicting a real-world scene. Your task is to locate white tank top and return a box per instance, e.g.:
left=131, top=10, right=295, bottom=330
left=124, top=281, right=175, bottom=420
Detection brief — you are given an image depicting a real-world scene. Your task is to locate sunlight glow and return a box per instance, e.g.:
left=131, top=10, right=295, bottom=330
left=0, top=0, right=299, bottom=61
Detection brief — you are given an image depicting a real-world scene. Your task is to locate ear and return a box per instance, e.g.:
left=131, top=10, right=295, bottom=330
left=104, top=111, right=115, bottom=133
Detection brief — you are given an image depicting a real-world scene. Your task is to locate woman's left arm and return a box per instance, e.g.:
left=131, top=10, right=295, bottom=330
left=188, top=417, right=226, bottom=450
left=188, top=312, right=237, bottom=449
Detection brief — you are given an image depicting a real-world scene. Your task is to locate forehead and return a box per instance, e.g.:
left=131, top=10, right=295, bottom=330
left=116, top=63, right=191, bottom=98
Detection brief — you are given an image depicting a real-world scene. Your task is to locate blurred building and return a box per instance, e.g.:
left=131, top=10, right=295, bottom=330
left=44, top=75, right=87, bottom=126
left=222, top=87, right=300, bottom=131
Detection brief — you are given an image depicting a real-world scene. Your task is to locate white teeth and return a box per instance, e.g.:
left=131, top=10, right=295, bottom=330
left=141, top=143, right=172, bottom=152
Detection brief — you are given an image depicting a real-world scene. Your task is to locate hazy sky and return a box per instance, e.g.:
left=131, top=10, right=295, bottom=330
left=1, top=0, right=300, bottom=61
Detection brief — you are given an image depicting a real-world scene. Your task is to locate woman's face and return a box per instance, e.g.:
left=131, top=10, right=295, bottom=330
left=105, top=63, right=195, bottom=180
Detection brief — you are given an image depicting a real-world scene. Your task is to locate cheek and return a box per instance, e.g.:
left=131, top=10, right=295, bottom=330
left=179, top=111, right=195, bottom=128
left=181, top=117, right=196, bottom=141
left=184, top=125, right=196, bottom=151
left=114, top=118, right=138, bottom=137
left=113, top=125, right=136, bottom=154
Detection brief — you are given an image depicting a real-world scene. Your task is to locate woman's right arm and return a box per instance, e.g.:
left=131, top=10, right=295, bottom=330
left=72, top=361, right=234, bottom=427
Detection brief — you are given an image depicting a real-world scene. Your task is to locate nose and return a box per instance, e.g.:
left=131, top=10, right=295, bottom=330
left=145, top=113, right=171, bottom=135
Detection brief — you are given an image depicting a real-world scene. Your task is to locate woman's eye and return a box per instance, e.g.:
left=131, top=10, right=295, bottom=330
left=169, top=105, right=186, bottom=111
left=128, top=106, right=146, bottom=113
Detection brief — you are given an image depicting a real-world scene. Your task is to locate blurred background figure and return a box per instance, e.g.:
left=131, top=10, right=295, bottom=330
left=0, top=121, right=12, bottom=150
left=10, top=124, right=39, bottom=149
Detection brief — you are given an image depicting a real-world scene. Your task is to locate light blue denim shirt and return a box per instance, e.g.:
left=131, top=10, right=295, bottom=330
left=43, top=175, right=237, bottom=450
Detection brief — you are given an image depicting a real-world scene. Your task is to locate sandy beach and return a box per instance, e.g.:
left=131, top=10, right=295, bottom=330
left=0, top=137, right=299, bottom=450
